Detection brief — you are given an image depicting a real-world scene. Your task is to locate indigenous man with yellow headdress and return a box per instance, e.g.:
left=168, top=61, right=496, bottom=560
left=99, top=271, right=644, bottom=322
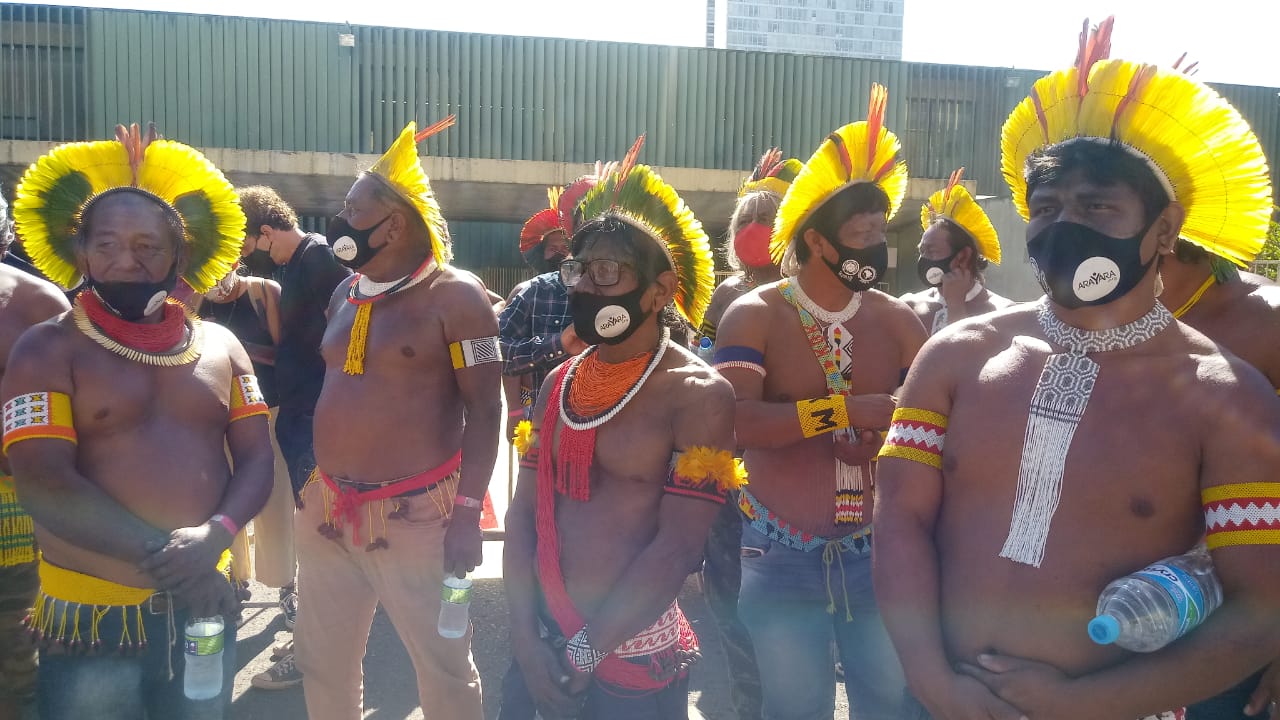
left=294, top=118, right=498, bottom=720
left=873, top=18, right=1280, bottom=720
left=900, top=168, right=1015, bottom=334
left=501, top=138, right=740, bottom=720
left=713, top=86, right=927, bottom=720
left=0, top=186, right=70, bottom=720
left=2, top=124, right=275, bottom=719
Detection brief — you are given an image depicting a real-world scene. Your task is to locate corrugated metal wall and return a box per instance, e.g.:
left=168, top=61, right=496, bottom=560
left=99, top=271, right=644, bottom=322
left=4, top=3, right=1278, bottom=198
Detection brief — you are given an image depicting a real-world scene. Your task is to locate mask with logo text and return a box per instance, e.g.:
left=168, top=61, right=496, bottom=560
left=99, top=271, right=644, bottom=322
left=327, top=214, right=391, bottom=270
left=916, top=251, right=958, bottom=288
left=733, top=222, right=774, bottom=269
left=569, top=285, right=651, bottom=346
left=88, top=261, right=180, bottom=321
left=1026, top=220, right=1156, bottom=309
left=823, top=241, right=888, bottom=293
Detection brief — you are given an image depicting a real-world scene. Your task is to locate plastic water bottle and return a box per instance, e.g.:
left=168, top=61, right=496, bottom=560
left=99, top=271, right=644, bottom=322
left=1088, top=544, right=1222, bottom=652
left=697, top=336, right=714, bottom=363
left=438, top=574, right=473, bottom=639
left=183, top=616, right=225, bottom=700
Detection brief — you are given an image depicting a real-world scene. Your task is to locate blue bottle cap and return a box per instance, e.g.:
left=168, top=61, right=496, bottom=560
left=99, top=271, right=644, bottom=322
left=1088, top=614, right=1120, bottom=645
left=699, top=336, right=713, bottom=349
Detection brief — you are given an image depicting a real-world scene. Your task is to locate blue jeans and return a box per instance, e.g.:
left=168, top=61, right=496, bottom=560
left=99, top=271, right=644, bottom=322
left=37, top=600, right=237, bottom=720
left=498, top=658, right=690, bottom=720
left=738, top=523, right=905, bottom=720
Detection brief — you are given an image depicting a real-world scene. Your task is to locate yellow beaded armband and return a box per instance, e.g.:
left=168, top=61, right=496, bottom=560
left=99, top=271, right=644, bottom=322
left=229, top=374, right=270, bottom=423
left=1202, top=483, right=1280, bottom=549
left=2, top=392, right=77, bottom=453
left=666, top=447, right=748, bottom=505
left=878, top=407, right=947, bottom=469
left=796, top=395, right=849, bottom=438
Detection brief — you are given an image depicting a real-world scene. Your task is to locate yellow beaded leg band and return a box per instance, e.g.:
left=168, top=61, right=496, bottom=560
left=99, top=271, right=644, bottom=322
left=797, top=395, right=850, bottom=438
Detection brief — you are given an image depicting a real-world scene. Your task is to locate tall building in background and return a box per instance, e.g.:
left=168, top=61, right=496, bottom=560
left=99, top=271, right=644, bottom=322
left=706, top=0, right=904, bottom=60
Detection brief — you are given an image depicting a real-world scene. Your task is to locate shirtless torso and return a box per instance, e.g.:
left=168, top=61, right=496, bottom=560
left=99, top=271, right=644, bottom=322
left=1165, top=270, right=1280, bottom=387
left=901, top=284, right=1017, bottom=335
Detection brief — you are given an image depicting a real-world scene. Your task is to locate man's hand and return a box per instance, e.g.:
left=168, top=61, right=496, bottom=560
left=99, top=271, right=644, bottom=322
left=833, top=429, right=884, bottom=467
left=1247, top=661, right=1280, bottom=719
left=168, top=569, right=240, bottom=620
left=922, top=673, right=1028, bottom=720
left=443, top=506, right=483, bottom=578
left=844, top=393, right=897, bottom=430
left=560, top=325, right=589, bottom=356
left=140, top=521, right=233, bottom=590
left=958, top=653, right=1077, bottom=720
left=940, top=266, right=974, bottom=309
left=512, top=633, right=579, bottom=719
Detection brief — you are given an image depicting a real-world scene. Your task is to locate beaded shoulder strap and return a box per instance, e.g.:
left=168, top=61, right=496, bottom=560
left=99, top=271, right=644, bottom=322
left=778, top=280, right=850, bottom=395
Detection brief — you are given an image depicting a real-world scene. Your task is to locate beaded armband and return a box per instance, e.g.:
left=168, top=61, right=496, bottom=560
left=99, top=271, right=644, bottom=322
left=1202, top=483, right=1280, bottom=549
left=449, top=336, right=502, bottom=369
left=229, top=374, right=270, bottom=423
left=2, top=392, right=77, bottom=453
left=665, top=446, right=748, bottom=505
left=565, top=627, right=607, bottom=674
left=712, top=345, right=766, bottom=378
left=878, top=407, right=947, bottom=469
left=796, top=395, right=849, bottom=438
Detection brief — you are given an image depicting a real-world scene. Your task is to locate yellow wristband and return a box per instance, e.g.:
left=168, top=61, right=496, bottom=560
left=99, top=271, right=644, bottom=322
left=796, top=395, right=850, bottom=438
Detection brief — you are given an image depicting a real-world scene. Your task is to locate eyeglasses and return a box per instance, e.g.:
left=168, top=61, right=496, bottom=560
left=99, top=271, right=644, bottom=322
left=559, top=259, right=633, bottom=288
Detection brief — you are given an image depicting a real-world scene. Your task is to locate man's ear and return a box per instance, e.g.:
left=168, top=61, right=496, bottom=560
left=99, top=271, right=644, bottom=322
left=802, top=227, right=827, bottom=260
left=952, top=246, right=974, bottom=272
left=651, top=270, right=678, bottom=312
left=1151, top=202, right=1186, bottom=254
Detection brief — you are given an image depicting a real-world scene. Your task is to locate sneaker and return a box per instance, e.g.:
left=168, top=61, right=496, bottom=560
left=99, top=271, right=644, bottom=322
left=251, top=654, right=303, bottom=690
left=270, top=638, right=293, bottom=661
left=279, top=591, right=298, bottom=631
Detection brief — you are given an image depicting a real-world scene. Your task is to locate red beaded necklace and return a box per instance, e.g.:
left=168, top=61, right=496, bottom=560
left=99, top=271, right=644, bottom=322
left=79, top=290, right=187, bottom=352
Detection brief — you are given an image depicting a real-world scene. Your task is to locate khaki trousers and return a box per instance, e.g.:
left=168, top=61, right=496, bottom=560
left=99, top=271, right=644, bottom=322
left=293, top=476, right=482, bottom=720
left=230, top=408, right=296, bottom=588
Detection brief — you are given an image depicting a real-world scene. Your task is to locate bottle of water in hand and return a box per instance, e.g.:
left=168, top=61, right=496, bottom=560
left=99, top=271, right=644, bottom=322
left=184, top=616, right=225, bottom=700
left=1088, top=544, right=1222, bottom=652
left=438, top=574, right=473, bottom=639
left=697, top=336, right=714, bottom=363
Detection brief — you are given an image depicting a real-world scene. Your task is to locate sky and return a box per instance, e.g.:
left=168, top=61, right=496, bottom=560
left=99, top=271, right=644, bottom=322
left=15, top=0, right=1280, bottom=87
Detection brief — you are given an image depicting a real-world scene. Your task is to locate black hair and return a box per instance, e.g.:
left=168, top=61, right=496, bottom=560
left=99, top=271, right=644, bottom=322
left=795, top=183, right=890, bottom=263
left=77, top=188, right=186, bottom=249
left=571, top=212, right=686, bottom=335
left=931, top=218, right=990, bottom=275
left=1024, top=139, right=1171, bottom=225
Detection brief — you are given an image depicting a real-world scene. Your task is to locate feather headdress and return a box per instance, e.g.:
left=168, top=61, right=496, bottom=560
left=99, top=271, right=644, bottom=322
left=772, top=84, right=909, bottom=267
left=14, top=123, right=245, bottom=293
left=575, top=135, right=715, bottom=330
left=520, top=187, right=564, bottom=253
left=557, top=160, right=618, bottom=238
left=740, top=148, right=803, bottom=198
left=366, top=116, right=456, bottom=265
left=1000, top=17, right=1272, bottom=267
left=920, top=168, right=1001, bottom=265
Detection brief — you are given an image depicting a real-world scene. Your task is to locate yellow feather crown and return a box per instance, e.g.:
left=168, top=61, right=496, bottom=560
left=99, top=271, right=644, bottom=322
left=772, top=84, right=909, bottom=267
left=366, top=118, right=455, bottom=265
left=1000, top=20, right=1273, bottom=267
left=575, top=136, right=715, bottom=331
left=920, top=168, right=1001, bottom=265
left=13, top=124, right=245, bottom=293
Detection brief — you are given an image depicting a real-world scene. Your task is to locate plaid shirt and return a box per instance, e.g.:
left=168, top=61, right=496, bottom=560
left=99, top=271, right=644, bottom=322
left=498, top=271, right=572, bottom=402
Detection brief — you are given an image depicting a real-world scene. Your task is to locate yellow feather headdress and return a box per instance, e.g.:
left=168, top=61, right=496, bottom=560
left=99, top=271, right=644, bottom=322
left=920, top=168, right=1001, bottom=265
left=740, top=148, right=803, bottom=198
left=1000, top=17, right=1273, bottom=267
left=575, top=136, right=715, bottom=330
left=366, top=117, right=456, bottom=265
left=13, top=123, right=245, bottom=293
left=772, top=84, right=909, bottom=267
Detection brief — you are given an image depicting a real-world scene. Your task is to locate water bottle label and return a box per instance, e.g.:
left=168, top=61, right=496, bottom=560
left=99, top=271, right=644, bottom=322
left=442, top=584, right=472, bottom=604
left=1134, top=563, right=1206, bottom=637
left=184, top=632, right=224, bottom=657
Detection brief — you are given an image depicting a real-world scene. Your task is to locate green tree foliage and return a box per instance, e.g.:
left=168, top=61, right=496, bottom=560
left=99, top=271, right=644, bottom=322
left=1256, top=219, right=1280, bottom=282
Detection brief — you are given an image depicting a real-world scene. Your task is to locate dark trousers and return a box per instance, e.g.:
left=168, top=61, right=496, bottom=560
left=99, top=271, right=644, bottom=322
left=275, top=409, right=316, bottom=499
left=1187, top=670, right=1266, bottom=720
left=702, top=496, right=763, bottom=720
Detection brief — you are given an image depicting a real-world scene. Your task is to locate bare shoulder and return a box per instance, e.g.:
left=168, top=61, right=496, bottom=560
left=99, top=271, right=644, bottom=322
left=435, top=265, right=492, bottom=305
left=984, top=290, right=1020, bottom=311
left=661, top=343, right=736, bottom=407
left=715, top=282, right=781, bottom=346
left=5, top=314, right=78, bottom=378
left=929, top=302, right=1040, bottom=359
left=0, top=266, right=70, bottom=323
left=898, top=288, right=939, bottom=314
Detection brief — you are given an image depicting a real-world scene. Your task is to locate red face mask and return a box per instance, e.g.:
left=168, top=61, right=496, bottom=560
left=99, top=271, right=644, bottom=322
left=734, top=222, right=774, bottom=269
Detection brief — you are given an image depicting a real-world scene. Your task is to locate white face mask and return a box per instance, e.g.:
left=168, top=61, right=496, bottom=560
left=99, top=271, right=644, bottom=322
left=205, top=273, right=239, bottom=302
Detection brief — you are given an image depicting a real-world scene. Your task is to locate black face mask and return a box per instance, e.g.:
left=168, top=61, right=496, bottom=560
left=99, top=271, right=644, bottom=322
left=88, top=262, right=179, bottom=322
left=823, top=241, right=888, bottom=293
left=522, top=246, right=567, bottom=275
left=916, top=252, right=957, bottom=288
left=327, top=214, right=391, bottom=270
left=570, top=285, right=651, bottom=346
left=1027, top=220, right=1156, bottom=309
left=243, top=248, right=277, bottom=278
